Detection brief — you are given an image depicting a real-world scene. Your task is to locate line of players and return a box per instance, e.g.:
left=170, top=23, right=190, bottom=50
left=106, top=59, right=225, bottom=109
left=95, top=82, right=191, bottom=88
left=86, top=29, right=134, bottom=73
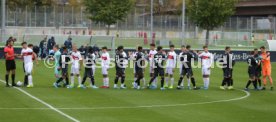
left=17, top=41, right=273, bottom=91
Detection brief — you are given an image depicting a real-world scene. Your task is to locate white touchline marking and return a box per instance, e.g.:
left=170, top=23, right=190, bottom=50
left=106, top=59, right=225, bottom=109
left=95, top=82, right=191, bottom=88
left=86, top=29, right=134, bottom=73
left=0, top=82, right=250, bottom=110
left=0, top=80, right=80, bottom=122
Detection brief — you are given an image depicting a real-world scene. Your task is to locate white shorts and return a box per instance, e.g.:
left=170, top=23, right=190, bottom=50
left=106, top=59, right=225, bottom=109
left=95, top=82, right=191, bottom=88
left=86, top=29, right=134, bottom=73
left=102, top=67, right=109, bottom=75
left=202, top=67, right=211, bottom=75
left=71, top=66, right=80, bottom=75
left=24, top=63, right=33, bottom=74
left=165, top=68, right=174, bottom=75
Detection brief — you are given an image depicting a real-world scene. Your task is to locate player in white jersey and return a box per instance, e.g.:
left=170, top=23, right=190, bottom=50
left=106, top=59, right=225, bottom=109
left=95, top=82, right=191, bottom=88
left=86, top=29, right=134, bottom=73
left=69, top=45, right=82, bottom=88
left=165, top=45, right=177, bottom=89
left=148, top=43, right=158, bottom=86
left=20, top=42, right=37, bottom=88
left=198, top=46, right=213, bottom=90
left=100, top=46, right=110, bottom=88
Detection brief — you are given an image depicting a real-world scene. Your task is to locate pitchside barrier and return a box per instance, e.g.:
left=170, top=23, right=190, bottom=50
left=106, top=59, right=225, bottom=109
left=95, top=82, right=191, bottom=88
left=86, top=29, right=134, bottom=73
left=1, top=48, right=275, bottom=62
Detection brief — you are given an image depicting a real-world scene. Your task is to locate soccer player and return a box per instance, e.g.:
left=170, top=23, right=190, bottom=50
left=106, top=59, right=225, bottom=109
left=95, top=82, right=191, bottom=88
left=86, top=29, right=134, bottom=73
left=19, top=42, right=36, bottom=87
left=80, top=46, right=98, bottom=89
left=53, top=46, right=70, bottom=88
left=114, top=46, right=128, bottom=89
left=69, top=45, right=82, bottom=88
left=164, top=45, right=177, bottom=89
left=100, top=46, right=110, bottom=88
left=220, top=46, right=235, bottom=90
left=148, top=46, right=166, bottom=90
left=134, top=46, right=146, bottom=90
left=198, top=46, right=213, bottom=90
left=52, top=45, right=62, bottom=86
left=260, top=46, right=273, bottom=90
left=4, top=40, right=17, bottom=87
left=177, top=45, right=198, bottom=90
left=23, top=44, right=38, bottom=86
left=185, top=45, right=199, bottom=89
left=148, top=43, right=158, bottom=87
left=254, top=48, right=262, bottom=88
left=244, top=51, right=259, bottom=91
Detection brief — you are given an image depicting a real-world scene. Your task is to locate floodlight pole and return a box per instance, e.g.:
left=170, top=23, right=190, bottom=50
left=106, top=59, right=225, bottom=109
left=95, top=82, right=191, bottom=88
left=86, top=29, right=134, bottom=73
left=1, top=0, right=6, bottom=42
left=182, top=0, right=186, bottom=45
left=150, top=0, right=153, bottom=44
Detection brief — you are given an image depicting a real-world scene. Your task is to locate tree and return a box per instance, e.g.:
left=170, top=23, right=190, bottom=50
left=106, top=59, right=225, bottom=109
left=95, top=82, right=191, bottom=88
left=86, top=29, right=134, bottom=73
left=84, top=0, right=134, bottom=35
left=187, top=0, right=237, bottom=45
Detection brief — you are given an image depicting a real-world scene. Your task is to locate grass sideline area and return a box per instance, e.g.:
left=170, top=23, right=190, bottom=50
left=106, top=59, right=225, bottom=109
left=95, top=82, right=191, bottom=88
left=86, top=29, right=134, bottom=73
left=0, top=60, right=275, bottom=122
left=0, top=37, right=267, bottom=50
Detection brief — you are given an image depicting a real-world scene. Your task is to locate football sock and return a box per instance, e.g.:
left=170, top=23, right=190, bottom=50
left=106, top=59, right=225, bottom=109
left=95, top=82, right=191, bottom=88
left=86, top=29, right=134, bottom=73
left=246, top=80, right=251, bottom=88
left=178, top=77, right=184, bottom=86
left=56, top=77, right=63, bottom=84
left=161, top=78, right=165, bottom=88
left=28, top=75, right=33, bottom=86
left=121, top=76, right=125, bottom=84
left=170, top=78, right=174, bottom=87
left=142, top=78, right=146, bottom=86
left=135, top=78, right=141, bottom=86
left=82, top=76, right=87, bottom=84
left=11, top=74, right=15, bottom=85
left=114, top=76, right=119, bottom=84
left=263, top=77, right=267, bottom=86
left=230, top=78, right=234, bottom=86
left=78, top=76, right=81, bottom=85
left=90, top=77, right=95, bottom=86
left=206, top=78, right=210, bottom=88
left=269, top=77, right=273, bottom=86
left=191, top=77, right=196, bottom=87
left=186, top=79, right=190, bottom=87
left=253, top=80, right=258, bottom=89
left=165, top=77, right=169, bottom=86
left=71, top=76, right=74, bottom=86
left=222, top=78, right=227, bottom=86
left=258, top=78, right=261, bottom=86
left=106, top=78, right=109, bottom=86
left=24, top=75, right=28, bottom=86
left=5, top=74, right=9, bottom=85
left=65, top=77, right=69, bottom=85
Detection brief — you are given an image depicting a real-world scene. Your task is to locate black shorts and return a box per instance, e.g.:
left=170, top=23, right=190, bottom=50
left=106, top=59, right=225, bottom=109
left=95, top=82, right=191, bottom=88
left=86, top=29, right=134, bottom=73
left=62, top=68, right=68, bottom=76
left=154, top=68, right=164, bottom=77
left=255, top=68, right=262, bottom=78
left=84, top=68, right=94, bottom=78
left=223, top=68, right=232, bottom=78
left=181, top=68, right=193, bottom=77
left=6, top=60, right=16, bottom=71
left=248, top=68, right=256, bottom=79
left=116, top=68, right=125, bottom=77
left=135, top=68, right=144, bottom=78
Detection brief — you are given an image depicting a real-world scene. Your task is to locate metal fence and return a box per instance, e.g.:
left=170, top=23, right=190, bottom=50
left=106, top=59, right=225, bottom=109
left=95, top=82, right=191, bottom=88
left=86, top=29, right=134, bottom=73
left=1, top=4, right=275, bottom=49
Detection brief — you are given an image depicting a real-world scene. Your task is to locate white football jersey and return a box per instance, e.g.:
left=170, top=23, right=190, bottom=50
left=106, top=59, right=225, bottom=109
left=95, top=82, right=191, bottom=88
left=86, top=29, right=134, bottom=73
left=71, top=51, right=82, bottom=68
left=21, top=48, right=33, bottom=64
left=198, top=51, right=213, bottom=68
left=166, top=51, right=177, bottom=68
left=101, top=52, right=110, bottom=67
left=149, top=50, right=157, bottom=67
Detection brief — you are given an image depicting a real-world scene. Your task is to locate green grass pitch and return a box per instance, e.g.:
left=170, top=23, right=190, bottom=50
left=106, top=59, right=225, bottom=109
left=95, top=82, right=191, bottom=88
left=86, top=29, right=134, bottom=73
left=0, top=60, right=275, bottom=122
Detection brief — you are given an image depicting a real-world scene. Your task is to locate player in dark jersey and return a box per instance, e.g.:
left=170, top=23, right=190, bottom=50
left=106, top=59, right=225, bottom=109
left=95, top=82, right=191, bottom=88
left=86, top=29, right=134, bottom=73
left=148, top=46, right=167, bottom=90
left=177, top=45, right=198, bottom=90
left=254, top=48, right=262, bottom=88
left=134, top=46, right=145, bottom=90
left=114, top=46, right=128, bottom=89
left=244, top=51, right=259, bottom=90
left=53, top=46, right=70, bottom=88
left=79, top=46, right=98, bottom=89
left=220, top=46, right=235, bottom=90
left=185, top=45, right=199, bottom=89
